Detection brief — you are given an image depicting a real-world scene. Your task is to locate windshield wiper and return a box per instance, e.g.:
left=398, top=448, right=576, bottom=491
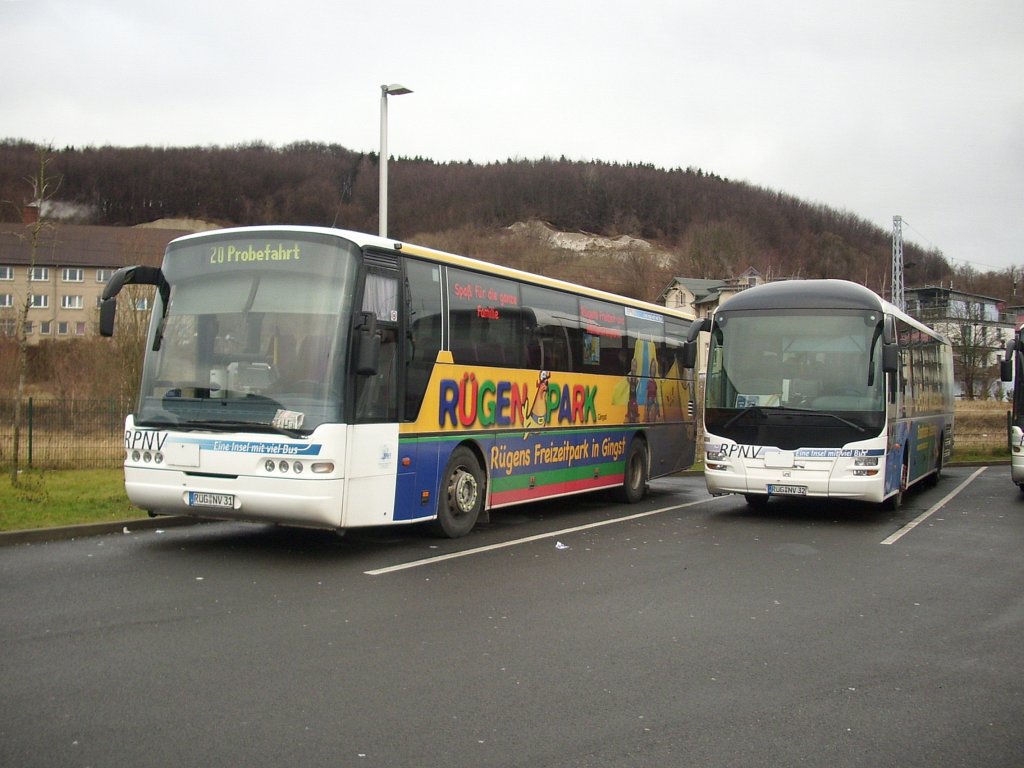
left=723, top=405, right=764, bottom=429
left=180, top=420, right=307, bottom=439
left=135, top=418, right=181, bottom=428
left=812, top=412, right=867, bottom=433
left=723, top=405, right=866, bottom=433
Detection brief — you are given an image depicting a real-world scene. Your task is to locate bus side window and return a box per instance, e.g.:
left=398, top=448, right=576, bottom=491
left=521, top=284, right=579, bottom=373
left=664, top=319, right=689, bottom=378
left=404, top=260, right=442, bottom=421
left=579, top=299, right=626, bottom=375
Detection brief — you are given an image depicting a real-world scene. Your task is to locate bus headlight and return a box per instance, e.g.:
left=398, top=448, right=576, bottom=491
left=854, top=456, right=879, bottom=466
left=706, top=449, right=729, bottom=471
left=263, top=458, right=306, bottom=474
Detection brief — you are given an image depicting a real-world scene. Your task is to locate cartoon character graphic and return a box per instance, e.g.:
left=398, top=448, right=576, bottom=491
left=626, top=358, right=640, bottom=424
left=646, top=358, right=661, bottom=422
left=523, top=370, right=551, bottom=433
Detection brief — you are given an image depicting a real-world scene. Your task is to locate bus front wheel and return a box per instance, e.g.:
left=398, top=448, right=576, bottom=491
left=613, top=438, right=648, bottom=504
left=433, top=446, right=485, bottom=538
left=886, top=454, right=909, bottom=510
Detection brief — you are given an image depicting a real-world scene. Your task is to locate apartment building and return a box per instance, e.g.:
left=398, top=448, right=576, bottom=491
left=0, top=222, right=193, bottom=343
left=905, top=284, right=1016, bottom=398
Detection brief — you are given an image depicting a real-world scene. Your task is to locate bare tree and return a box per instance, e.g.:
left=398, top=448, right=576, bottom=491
left=8, top=146, right=61, bottom=484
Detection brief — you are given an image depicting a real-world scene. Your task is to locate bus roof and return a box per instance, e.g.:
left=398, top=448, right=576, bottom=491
left=721, top=279, right=885, bottom=312
left=716, top=279, right=949, bottom=344
left=167, top=225, right=694, bottom=322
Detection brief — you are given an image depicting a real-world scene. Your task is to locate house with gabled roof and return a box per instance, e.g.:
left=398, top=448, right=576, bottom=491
left=656, top=268, right=766, bottom=377
left=657, top=267, right=765, bottom=319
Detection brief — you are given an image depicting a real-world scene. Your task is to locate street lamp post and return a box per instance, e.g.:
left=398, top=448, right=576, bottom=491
left=379, top=83, right=412, bottom=237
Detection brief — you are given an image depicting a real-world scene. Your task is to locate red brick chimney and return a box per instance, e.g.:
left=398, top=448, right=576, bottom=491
left=22, top=204, right=39, bottom=225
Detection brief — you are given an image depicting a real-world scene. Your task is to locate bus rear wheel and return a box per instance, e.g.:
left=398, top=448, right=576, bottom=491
left=613, top=438, right=648, bottom=504
left=433, top=446, right=485, bottom=538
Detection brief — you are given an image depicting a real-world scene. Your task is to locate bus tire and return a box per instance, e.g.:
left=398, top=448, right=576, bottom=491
left=925, top=435, right=943, bottom=487
left=613, top=438, right=648, bottom=504
left=433, top=446, right=485, bottom=538
left=886, top=451, right=909, bottom=510
left=744, top=493, right=770, bottom=509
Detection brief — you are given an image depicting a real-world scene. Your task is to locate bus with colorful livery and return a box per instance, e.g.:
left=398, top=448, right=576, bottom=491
left=100, top=226, right=697, bottom=537
left=690, top=279, right=953, bottom=508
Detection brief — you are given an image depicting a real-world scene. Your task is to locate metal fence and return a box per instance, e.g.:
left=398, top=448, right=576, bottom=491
left=0, top=397, right=131, bottom=469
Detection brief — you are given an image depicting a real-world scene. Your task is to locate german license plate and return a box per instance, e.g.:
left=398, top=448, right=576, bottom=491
left=188, top=491, right=234, bottom=509
left=767, top=484, right=807, bottom=496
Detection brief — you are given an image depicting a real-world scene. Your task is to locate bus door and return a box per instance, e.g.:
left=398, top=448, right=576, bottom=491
left=345, top=257, right=401, bottom=527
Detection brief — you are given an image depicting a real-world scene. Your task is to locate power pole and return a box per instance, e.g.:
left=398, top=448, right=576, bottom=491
left=892, top=215, right=905, bottom=311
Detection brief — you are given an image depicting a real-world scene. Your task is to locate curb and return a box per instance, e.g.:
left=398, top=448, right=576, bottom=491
left=0, top=515, right=210, bottom=547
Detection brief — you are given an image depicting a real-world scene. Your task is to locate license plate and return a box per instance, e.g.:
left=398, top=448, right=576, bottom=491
left=188, top=491, right=234, bottom=509
left=767, top=484, right=807, bottom=496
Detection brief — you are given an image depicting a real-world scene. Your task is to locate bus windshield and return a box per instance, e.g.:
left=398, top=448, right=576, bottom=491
left=705, top=308, right=886, bottom=441
left=136, top=233, right=360, bottom=433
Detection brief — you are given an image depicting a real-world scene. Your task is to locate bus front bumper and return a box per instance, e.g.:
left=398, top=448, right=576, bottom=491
left=704, top=462, right=889, bottom=504
left=125, top=466, right=346, bottom=529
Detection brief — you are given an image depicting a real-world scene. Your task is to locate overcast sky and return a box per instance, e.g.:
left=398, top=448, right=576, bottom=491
left=2, top=0, right=1022, bottom=271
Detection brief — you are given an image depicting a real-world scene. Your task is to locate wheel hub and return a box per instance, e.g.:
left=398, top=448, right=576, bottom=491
left=450, top=471, right=478, bottom=514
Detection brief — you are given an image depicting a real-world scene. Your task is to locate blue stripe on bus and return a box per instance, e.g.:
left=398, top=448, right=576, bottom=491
left=174, top=437, right=323, bottom=456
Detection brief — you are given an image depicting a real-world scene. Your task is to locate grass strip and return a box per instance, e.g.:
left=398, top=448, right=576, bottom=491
left=0, top=468, right=147, bottom=532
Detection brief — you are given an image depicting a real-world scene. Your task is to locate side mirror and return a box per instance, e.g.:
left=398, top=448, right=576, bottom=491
left=99, top=297, right=117, bottom=337
left=356, top=311, right=380, bottom=376
left=882, top=343, right=899, bottom=373
left=681, top=341, right=698, bottom=370
left=680, top=317, right=711, bottom=370
left=99, top=265, right=165, bottom=338
left=101, top=265, right=163, bottom=301
left=686, top=317, right=712, bottom=343
left=1001, top=339, right=1016, bottom=382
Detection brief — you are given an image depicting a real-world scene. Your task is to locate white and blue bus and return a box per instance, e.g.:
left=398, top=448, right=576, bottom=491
left=690, top=279, right=954, bottom=508
left=100, top=226, right=698, bottom=537
left=999, top=328, right=1024, bottom=488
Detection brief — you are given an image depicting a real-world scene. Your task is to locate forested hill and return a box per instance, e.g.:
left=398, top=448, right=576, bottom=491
left=0, top=139, right=1004, bottom=302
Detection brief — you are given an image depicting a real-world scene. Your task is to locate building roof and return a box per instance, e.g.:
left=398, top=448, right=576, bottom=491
left=657, top=277, right=727, bottom=305
left=0, top=223, right=193, bottom=268
left=906, top=284, right=1005, bottom=304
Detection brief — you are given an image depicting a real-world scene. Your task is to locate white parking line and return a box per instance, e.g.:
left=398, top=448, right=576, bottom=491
left=880, top=466, right=987, bottom=546
left=365, top=497, right=720, bottom=576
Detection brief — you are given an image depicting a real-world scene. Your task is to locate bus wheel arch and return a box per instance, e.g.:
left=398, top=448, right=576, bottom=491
left=613, top=435, right=649, bottom=504
left=432, top=443, right=488, bottom=538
